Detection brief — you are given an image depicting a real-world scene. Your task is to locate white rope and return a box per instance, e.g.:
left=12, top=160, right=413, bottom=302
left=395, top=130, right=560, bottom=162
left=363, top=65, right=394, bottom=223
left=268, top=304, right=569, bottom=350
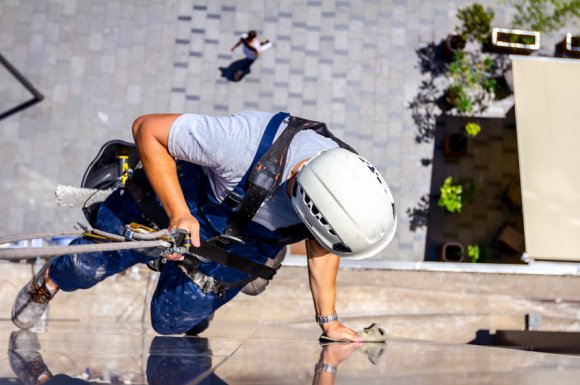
left=0, top=231, right=85, bottom=245
left=0, top=240, right=167, bottom=260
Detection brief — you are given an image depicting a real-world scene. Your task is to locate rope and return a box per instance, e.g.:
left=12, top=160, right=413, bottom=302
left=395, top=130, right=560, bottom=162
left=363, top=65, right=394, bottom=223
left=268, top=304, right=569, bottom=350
left=125, top=229, right=170, bottom=240
left=0, top=230, right=85, bottom=245
left=0, top=240, right=166, bottom=260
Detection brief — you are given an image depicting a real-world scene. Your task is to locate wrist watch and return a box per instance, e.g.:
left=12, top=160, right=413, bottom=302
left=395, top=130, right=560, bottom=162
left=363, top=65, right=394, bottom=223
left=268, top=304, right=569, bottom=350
left=315, top=312, right=338, bottom=325
left=315, top=362, right=337, bottom=375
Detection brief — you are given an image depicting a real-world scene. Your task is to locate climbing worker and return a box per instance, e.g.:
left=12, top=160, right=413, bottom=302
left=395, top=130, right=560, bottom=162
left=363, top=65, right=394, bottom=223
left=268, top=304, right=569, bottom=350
left=11, top=111, right=397, bottom=340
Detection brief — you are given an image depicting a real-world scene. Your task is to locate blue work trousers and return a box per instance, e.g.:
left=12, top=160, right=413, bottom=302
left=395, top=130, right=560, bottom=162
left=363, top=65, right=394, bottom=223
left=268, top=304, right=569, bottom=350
left=48, top=166, right=246, bottom=335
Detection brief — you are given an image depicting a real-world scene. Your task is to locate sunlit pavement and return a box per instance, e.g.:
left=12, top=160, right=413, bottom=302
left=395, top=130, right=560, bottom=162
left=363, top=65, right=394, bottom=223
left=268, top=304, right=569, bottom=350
left=2, top=319, right=580, bottom=385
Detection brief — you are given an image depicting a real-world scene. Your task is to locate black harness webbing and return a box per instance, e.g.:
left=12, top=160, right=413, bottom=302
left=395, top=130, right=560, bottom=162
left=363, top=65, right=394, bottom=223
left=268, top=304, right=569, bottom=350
left=224, top=115, right=356, bottom=237
left=192, top=241, right=276, bottom=280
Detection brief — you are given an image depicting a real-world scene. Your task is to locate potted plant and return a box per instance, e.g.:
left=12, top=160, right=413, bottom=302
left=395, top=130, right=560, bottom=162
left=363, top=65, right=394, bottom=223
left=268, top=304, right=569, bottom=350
left=491, top=28, right=541, bottom=53
left=443, top=121, right=483, bottom=158
left=443, top=132, right=468, bottom=158
left=444, top=51, right=495, bottom=115
left=443, top=34, right=467, bottom=60
left=440, top=241, right=466, bottom=262
left=443, top=122, right=480, bottom=158
left=443, top=3, right=495, bottom=59
left=456, top=3, right=495, bottom=45
left=444, top=83, right=467, bottom=110
left=559, top=33, right=580, bottom=58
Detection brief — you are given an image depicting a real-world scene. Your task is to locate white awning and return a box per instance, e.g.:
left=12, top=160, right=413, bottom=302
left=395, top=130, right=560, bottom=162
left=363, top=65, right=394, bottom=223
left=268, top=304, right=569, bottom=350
left=512, top=56, right=580, bottom=261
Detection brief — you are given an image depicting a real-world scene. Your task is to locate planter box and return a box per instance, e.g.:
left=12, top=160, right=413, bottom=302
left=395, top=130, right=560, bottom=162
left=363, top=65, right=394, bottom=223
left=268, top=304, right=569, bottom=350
left=443, top=133, right=468, bottom=158
left=490, top=28, right=540, bottom=54
left=442, top=34, right=466, bottom=60
left=439, top=242, right=466, bottom=262
left=561, top=33, right=580, bottom=58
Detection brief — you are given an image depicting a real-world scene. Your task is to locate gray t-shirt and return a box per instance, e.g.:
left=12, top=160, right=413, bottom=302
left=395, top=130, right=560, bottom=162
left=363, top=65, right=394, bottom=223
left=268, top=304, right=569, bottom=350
left=168, top=111, right=339, bottom=230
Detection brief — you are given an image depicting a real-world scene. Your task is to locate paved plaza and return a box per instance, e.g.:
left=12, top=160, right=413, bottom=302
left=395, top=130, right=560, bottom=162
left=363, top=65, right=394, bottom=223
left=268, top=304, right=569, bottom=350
left=0, top=0, right=517, bottom=262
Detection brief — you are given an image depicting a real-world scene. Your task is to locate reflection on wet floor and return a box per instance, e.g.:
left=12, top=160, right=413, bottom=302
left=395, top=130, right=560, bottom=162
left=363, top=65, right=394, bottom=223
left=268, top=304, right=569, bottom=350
left=2, top=321, right=580, bottom=385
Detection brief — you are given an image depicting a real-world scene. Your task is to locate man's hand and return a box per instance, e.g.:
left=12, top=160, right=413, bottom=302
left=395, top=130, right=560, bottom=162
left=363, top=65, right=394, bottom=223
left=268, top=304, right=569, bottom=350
left=164, top=212, right=201, bottom=261
left=169, top=212, right=201, bottom=247
left=322, top=322, right=363, bottom=342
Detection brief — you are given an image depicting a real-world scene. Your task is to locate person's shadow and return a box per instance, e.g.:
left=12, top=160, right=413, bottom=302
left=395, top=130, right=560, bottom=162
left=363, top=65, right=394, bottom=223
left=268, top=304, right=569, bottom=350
left=219, top=58, right=254, bottom=82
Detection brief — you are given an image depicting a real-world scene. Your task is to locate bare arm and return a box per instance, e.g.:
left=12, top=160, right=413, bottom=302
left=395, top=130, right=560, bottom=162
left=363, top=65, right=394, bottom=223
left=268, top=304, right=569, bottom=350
left=132, top=114, right=201, bottom=249
left=306, top=239, right=362, bottom=341
left=230, top=39, right=242, bottom=52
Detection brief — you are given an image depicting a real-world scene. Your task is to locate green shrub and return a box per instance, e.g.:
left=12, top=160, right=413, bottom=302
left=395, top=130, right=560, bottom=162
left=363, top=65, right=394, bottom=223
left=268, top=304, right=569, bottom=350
left=446, top=51, right=496, bottom=116
left=456, top=3, right=496, bottom=43
left=504, top=0, right=580, bottom=33
left=457, top=95, right=475, bottom=114
left=465, top=122, right=481, bottom=137
left=467, top=244, right=480, bottom=263
left=438, top=177, right=463, bottom=213
left=467, top=243, right=489, bottom=263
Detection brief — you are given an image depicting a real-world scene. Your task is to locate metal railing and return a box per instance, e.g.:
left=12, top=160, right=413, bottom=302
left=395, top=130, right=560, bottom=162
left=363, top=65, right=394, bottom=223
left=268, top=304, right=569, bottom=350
left=0, top=52, right=44, bottom=121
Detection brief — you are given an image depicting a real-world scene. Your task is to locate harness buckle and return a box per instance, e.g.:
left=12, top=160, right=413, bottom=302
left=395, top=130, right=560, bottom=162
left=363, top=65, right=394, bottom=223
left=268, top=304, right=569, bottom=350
left=215, top=234, right=245, bottom=245
left=200, top=276, right=225, bottom=299
left=223, top=191, right=243, bottom=208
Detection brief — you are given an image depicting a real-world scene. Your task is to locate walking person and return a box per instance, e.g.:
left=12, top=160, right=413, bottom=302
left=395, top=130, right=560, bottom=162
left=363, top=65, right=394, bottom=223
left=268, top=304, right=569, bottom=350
left=225, top=30, right=271, bottom=81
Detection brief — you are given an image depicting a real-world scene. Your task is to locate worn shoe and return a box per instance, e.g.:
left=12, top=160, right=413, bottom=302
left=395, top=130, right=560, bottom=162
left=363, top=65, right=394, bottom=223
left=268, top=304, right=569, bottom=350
left=8, top=330, right=52, bottom=385
left=12, top=261, right=58, bottom=330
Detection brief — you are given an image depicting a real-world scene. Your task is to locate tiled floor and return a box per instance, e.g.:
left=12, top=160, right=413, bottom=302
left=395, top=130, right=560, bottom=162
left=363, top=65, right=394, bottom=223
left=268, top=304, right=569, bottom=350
left=2, top=320, right=580, bottom=385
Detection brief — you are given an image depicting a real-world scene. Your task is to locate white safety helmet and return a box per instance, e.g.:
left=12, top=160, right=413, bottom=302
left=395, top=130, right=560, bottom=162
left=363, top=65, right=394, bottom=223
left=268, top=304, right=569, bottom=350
left=291, top=148, right=397, bottom=259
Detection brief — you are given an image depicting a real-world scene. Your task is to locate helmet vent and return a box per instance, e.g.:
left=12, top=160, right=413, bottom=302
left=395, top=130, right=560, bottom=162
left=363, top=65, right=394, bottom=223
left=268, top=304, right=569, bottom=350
left=359, top=157, right=385, bottom=187
left=300, top=187, right=339, bottom=241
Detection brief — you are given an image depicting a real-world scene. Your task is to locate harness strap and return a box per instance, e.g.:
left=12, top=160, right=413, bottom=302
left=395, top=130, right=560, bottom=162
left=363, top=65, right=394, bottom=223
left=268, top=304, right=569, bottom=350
left=125, top=171, right=170, bottom=229
left=224, top=112, right=290, bottom=208
left=189, top=241, right=277, bottom=280
left=224, top=115, right=357, bottom=237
